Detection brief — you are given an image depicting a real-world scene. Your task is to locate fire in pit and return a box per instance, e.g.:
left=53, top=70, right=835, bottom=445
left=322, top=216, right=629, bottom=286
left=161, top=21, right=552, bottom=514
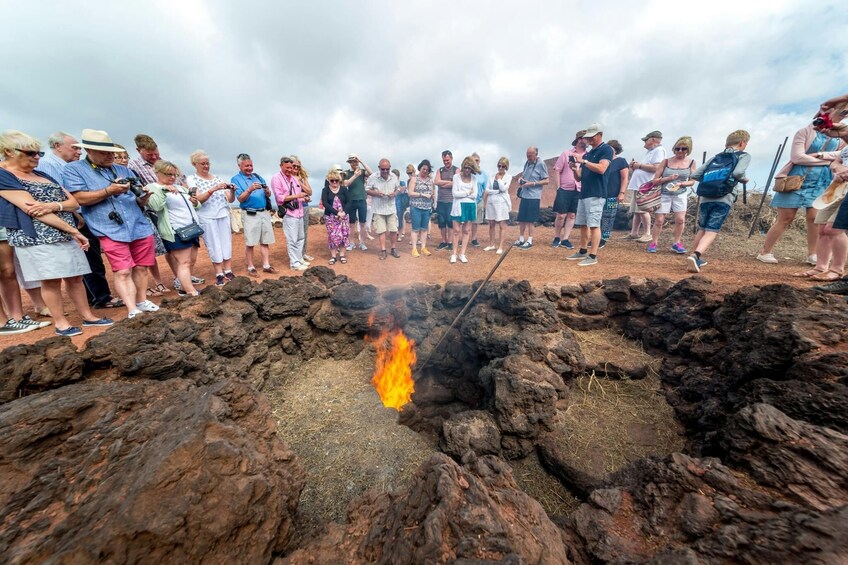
left=369, top=328, right=416, bottom=411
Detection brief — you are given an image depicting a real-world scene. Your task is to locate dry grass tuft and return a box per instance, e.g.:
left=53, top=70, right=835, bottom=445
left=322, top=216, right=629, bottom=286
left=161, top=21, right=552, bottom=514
left=509, top=452, right=582, bottom=517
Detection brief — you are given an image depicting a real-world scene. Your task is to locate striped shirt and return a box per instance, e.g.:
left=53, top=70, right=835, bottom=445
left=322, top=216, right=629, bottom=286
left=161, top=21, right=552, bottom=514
left=35, top=152, right=68, bottom=185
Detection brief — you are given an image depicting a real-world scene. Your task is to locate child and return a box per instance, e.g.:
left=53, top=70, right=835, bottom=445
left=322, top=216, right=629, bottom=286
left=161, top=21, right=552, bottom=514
left=686, top=130, right=751, bottom=273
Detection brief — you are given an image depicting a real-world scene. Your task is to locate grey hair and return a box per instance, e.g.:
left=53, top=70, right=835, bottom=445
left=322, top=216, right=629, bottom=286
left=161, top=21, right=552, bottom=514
left=471, top=152, right=480, bottom=158
left=0, top=130, right=41, bottom=156
left=47, top=131, right=73, bottom=149
left=190, top=150, right=209, bottom=165
left=237, top=153, right=252, bottom=164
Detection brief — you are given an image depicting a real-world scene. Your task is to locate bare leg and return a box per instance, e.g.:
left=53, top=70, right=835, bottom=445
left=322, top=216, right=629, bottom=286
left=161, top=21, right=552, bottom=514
left=40, top=279, right=71, bottom=330
left=562, top=213, right=576, bottom=241
left=259, top=244, right=271, bottom=268
left=554, top=214, right=565, bottom=239
left=389, top=231, right=398, bottom=250
left=805, top=207, right=819, bottom=256
left=379, top=231, right=387, bottom=252
left=578, top=225, right=589, bottom=250
left=830, top=229, right=848, bottom=272
left=761, top=208, right=798, bottom=254
left=172, top=248, right=197, bottom=295
left=24, top=288, right=48, bottom=314
left=498, top=221, right=507, bottom=251
left=460, top=223, right=471, bottom=256
left=694, top=230, right=719, bottom=254
left=131, top=266, right=149, bottom=306
left=672, top=211, right=686, bottom=243
left=245, top=245, right=256, bottom=270
left=0, top=242, right=24, bottom=320
left=651, top=214, right=666, bottom=245
left=588, top=227, right=602, bottom=254
left=65, top=276, right=100, bottom=322
left=111, top=269, right=137, bottom=316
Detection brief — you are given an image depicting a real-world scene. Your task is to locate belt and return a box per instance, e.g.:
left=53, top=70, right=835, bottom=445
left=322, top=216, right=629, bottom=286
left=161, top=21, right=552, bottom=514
left=243, top=208, right=266, bottom=213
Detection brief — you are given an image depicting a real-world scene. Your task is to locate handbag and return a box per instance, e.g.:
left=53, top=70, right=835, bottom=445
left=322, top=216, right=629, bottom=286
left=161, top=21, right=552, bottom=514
left=174, top=190, right=204, bottom=240
left=773, top=175, right=805, bottom=193
left=635, top=181, right=661, bottom=212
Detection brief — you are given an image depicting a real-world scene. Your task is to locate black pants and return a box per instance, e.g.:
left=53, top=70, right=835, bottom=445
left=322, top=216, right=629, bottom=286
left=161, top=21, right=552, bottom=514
left=80, top=224, right=113, bottom=306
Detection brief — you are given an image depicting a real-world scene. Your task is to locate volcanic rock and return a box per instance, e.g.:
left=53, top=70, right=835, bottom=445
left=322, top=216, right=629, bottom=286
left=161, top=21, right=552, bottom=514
left=441, top=410, right=502, bottom=458
left=0, top=337, right=83, bottom=404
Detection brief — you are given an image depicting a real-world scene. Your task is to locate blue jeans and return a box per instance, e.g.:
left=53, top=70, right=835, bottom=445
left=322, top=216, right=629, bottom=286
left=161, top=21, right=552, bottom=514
left=698, top=201, right=731, bottom=232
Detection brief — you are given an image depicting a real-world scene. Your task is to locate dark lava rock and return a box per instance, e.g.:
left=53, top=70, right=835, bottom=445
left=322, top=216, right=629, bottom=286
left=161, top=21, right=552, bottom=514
left=441, top=410, right=502, bottom=458
left=577, top=290, right=610, bottom=315
left=0, top=378, right=305, bottom=564
left=330, top=281, right=378, bottom=310
left=602, top=276, right=631, bottom=302
left=0, top=337, right=83, bottom=404
left=282, top=454, right=569, bottom=564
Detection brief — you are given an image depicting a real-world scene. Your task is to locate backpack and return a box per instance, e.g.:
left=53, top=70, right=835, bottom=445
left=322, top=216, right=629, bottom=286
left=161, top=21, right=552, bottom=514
left=696, top=151, right=742, bottom=198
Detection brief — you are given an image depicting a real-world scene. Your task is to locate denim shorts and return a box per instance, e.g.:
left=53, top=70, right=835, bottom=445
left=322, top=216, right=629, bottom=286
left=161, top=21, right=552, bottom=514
left=346, top=199, right=368, bottom=224
left=410, top=207, right=431, bottom=231
left=698, top=201, right=731, bottom=232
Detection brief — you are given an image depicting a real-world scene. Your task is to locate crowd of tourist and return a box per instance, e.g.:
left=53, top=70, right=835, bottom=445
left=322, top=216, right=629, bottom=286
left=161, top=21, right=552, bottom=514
left=1, top=92, right=847, bottom=337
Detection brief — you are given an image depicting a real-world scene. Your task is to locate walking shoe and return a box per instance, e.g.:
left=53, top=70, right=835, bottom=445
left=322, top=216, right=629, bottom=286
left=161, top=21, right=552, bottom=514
left=620, top=234, right=639, bottom=240
left=391, top=248, right=400, bottom=258
left=0, top=318, right=38, bottom=334
left=646, top=243, right=658, bottom=253
left=519, top=241, right=533, bottom=249
left=19, top=315, right=51, bottom=329
left=127, top=310, right=143, bottom=319
left=246, top=267, right=259, bottom=278
left=598, top=239, right=606, bottom=249
left=136, top=300, right=160, bottom=312
left=216, top=274, right=226, bottom=286
left=551, top=237, right=561, bottom=248
left=578, top=256, right=598, bottom=267
left=483, top=245, right=496, bottom=251
left=495, top=248, right=504, bottom=255
left=55, top=326, right=83, bottom=337
left=450, top=254, right=457, bottom=264
left=359, top=242, right=368, bottom=251
left=687, top=255, right=708, bottom=273
left=421, top=247, right=431, bottom=256
left=191, top=275, right=205, bottom=284
left=346, top=242, right=355, bottom=251
left=812, top=278, right=848, bottom=294
left=806, top=254, right=818, bottom=265
left=459, top=254, right=468, bottom=263
left=411, top=248, right=420, bottom=258
left=756, top=253, right=778, bottom=264
left=566, top=251, right=588, bottom=261
left=262, top=265, right=278, bottom=273
left=303, top=254, right=315, bottom=262
left=470, top=239, right=480, bottom=247
left=173, top=278, right=181, bottom=290
left=560, top=239, right=574, bottom=250
left=513, top=239, right=524, bottom=247
left=671, top=242, right=687, bottom=254
left=178, top=290, right=200, bottom=297
left=637, top=234, right=653, bottom=243
left=290, top=263, right=308, bottom=271
left=437, top=242, right=449, bottom=250
left=82, top=317, right=114, bottom=327
left=224, top=271, right=236, bottom=281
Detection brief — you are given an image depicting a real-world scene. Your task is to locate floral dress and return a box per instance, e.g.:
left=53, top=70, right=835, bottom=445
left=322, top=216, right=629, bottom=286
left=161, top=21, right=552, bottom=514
left=325, top=193, right=350, bottom=249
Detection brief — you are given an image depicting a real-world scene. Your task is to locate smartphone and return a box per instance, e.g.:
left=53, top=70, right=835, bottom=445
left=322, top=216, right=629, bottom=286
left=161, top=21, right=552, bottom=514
left=568, top=155, right=576, bottom=164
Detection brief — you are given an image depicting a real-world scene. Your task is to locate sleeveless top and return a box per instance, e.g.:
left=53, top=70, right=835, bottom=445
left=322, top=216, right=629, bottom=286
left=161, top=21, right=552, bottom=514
left=437, top=166, right=456, bottom=202
left=410, top=176, right=434, bottom=210
left=660, top=159, right=694, bottom=195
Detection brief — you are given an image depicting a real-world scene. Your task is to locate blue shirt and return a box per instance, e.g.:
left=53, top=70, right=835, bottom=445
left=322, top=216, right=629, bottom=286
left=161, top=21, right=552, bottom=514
left=35, top=153, right=68, bottom=186
left=580, top=143, right=614, bottom=199
left=231, top=172, right=268, bottom=210
left=475, top=170, right=489, bottom=202
left=63, top=159, right=153, bottom=243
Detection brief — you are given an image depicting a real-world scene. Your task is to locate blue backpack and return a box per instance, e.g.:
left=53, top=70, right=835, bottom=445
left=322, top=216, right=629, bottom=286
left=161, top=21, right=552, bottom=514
left=696, top=151, right=742, bottom=198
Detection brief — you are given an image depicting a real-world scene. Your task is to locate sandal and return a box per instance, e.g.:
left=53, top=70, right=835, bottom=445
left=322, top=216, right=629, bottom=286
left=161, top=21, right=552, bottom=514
left=329, top=257, right=337, bottom=265
left=792, top=268, right=826, bottom=278
left=339, top=256, right=347, bottom=264
left=100, top=298, right=124, bottom=309
left=810, top=270, right=844, bottom=282
left=155, top=283, right=171, bottom=294
left=379, top=250, right=387, bottom=260
left=147, top=287, right=163, bottom=297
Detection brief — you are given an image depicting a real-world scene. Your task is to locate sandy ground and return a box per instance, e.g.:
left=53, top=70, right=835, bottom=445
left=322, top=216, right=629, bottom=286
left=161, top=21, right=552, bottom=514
left=0, top=223, right=815, bottom=350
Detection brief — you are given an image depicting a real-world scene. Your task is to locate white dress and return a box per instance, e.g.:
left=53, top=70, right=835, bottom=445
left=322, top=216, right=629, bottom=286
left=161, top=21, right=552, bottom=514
left=485, top=173, right=512, bottom=221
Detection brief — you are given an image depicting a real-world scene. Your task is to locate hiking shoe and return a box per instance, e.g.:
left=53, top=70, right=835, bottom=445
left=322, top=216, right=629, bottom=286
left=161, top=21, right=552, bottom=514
left=756, top=253, right=778, bottom=264
left=513, top=240, right=524, bottom=247
left=390, top=248, right=400, bottom=258
left=55, top=326, right=82, bottom=337
left=359, top=242, right=368, bottom=251
left=224, top=271, right=236, bottom=281
left=598, top=239, right=607, bottom=249
left=620, top=234, right=639, bottom=240
left=483, top=245, right=496, bottom=251
left=687, top=255, right=708, bottom=273
left=346, top=242, right=355, bottom=251
left=671, top=242, right=687, bottom=254
left=637, top=234, right=653, bottom=243
left=551, top=237, right=561, bottom=248
left=191, top=275, right=205, bottom=284
left=437, top=242, right=449, bottom=250
left=566, top=251, right=588, bottom=261
left=246, top=267, right=259, bottom=278
left=646, top=243, right=658, bottom=253
left=20, top=315, right=51, bottom=329
left=459, top=255, right=468, bottom=263
left=560, top=239, right=574, bottom=250
left=136, top=300, right=159, bottom=312
left=262, top=265, right=278, bottom=273
left=411, top=248, right=420, bottom=258
left=172, top=278, right=181, bottom=290
left=470, top=239, right=480, bottom=247
left=303, top=254, right=315, bottom=262
left=450, top=254, right=457, bottom=264
left=812, top=278, right=848, bottom=295
left=0, top=318, right=38, bottom=334
left=216, top=274, right=226, bottom=286
left=578, top=256, right=598, bottom=267
left=82, top=317, right=114, bottom=327
left=519, top=241, right=533, bottom=250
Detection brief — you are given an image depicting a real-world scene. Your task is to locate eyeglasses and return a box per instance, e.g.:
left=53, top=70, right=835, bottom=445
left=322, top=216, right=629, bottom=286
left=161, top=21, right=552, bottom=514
left=16, top=149, right=44, bottom=157
left=329, top=179, right=340, bottom=183
left=162, top=172, right=178, bottom=177
left=379, top=167, right=390, bottom=171
left=673, top=147, right=688, bottom=152
left=497, top=164, right=507, bottom=169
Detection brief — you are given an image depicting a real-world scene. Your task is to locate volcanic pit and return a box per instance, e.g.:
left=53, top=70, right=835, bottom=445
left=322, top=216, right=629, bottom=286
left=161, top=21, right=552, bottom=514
left=0, top=269, right=846, bottom=564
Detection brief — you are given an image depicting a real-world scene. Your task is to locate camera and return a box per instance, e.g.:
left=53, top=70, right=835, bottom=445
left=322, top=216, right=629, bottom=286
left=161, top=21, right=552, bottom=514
left=260, top=183, right=268, bottom=189
left=114, top=177, right=145, bottom=197
left=108, top=210, right=124, bottom=225
left=812, top=112, right=834, bottom=129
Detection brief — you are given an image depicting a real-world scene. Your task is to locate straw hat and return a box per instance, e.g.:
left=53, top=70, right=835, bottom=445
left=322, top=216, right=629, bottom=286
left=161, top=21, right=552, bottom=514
left=812, top=181, right=848, bottom=210
left=73, top=129, right=124, bottom=152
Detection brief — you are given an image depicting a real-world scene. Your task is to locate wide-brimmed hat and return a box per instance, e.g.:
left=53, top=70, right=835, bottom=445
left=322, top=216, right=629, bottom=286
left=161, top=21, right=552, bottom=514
left=572, top=130, right=587, bottom=146
left=582, top=124, right=603, bottom=138
left=73, top=129, right=124, bottom=152
left=641, top=130, right=663, bottom=141
left=347, top=153, right=358, bottom=162
left=812, top=181, right=848, bottom=210
left=331, top=163, right=344, bottom=173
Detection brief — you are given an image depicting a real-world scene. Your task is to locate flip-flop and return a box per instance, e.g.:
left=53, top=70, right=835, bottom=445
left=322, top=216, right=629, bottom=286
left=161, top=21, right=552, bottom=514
left=100, top=298, right=124, bottom=309
left=810, top=270, right=844, bottom=282
left=792, top=268, right=826, bottom=278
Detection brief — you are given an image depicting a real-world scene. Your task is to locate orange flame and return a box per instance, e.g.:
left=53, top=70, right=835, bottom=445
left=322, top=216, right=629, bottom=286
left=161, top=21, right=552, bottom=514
left=369, top=329, right=416, bottom=411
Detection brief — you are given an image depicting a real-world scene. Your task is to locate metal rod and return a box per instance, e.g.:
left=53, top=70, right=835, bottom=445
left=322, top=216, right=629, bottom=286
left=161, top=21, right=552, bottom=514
left=748, top=137, right=788, bottom=238
left=416, top=244, right=515, bottom=374
left=692, top=151, right=708, bottom=234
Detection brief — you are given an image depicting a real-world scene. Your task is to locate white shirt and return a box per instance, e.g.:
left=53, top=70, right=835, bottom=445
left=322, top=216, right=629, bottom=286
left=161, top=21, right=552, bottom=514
left=366, top=172, right=400, bottom=215
left=628, top=145, right=667, bottom=189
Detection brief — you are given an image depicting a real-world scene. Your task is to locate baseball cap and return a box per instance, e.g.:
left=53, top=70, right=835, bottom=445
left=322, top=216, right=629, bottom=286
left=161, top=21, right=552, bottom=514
left=582, top=124, right=603, bottom=137
left=641, top=130, right=662, bottom=141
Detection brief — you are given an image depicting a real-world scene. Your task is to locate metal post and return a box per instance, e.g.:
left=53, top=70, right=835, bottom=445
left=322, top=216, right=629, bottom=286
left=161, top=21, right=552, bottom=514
left=692, top=151, right=707, bottom=233
left=748, top=138, right=788, bottom=238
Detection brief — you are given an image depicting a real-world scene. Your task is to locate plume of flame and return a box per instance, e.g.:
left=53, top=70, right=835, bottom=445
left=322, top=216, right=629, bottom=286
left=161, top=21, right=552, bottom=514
left=369, top=328, right=416, bottom=411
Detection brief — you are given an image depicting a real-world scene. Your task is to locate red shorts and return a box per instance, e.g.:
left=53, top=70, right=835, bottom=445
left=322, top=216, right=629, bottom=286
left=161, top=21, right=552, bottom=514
left=99, top=235, right=156, bottom=271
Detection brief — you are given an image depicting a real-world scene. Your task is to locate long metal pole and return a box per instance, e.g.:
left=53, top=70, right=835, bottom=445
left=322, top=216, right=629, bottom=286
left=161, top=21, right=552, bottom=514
left=416, top=244, right=515, bottom=374
left=692, top=151, right=707, bottom=233
left=748, top=137, right=788, bottom=238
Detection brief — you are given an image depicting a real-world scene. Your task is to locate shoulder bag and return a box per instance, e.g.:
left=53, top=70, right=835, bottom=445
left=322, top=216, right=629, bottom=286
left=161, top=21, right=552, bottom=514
left=635, top=181, right=661, bottom=212
left=174, top=190, right=205, bottom=240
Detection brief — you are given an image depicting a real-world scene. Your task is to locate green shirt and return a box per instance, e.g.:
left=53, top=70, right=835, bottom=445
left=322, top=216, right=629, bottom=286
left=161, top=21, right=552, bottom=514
left=346, top=169, right=367, bottom=201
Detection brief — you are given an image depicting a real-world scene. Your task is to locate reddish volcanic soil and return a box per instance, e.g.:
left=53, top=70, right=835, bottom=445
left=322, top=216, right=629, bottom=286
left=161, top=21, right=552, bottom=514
left=0, top=224, right=819, bottom=350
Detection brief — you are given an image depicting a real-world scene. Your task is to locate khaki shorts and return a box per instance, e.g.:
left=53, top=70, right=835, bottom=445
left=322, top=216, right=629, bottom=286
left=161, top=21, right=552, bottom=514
left=372, top=212, right=398, bottom=234
left=628, top=189, right=640, bottom=214
left=242, top=210, right=275, bottom=246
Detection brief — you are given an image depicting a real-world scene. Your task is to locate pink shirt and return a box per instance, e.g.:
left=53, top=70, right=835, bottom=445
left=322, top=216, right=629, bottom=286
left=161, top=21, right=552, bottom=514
left=554, top=148, right=582, bottom=191
left=271, top=171, right=305, bottom=218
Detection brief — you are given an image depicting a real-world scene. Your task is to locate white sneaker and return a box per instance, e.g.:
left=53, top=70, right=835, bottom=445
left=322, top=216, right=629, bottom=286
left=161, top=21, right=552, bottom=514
left=136, top=300, right=160, bottom=312
left=172, top=278, right=181, bottom=290
left=483, top=246, right=496, bottom=252
left=459, top=255, right=468, bottom=263
left=450, top=254, right=457, bottom=264
left=636, top=234, right=653, bottom=243
left=495, top=248, right=503, bottom=255
left=303, top=254, right=315, bottom=262
left=291, top=263, right=308, bottom=271
left=756, top=253, right=778, bottom=264
left=127, top=309, right=143, bottom=319
left=806, top=254, right=817, bottom=265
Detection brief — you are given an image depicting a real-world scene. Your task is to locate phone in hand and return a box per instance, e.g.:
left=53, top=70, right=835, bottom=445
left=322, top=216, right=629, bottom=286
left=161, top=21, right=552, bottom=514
left=568, top=155, right=576, bottom=164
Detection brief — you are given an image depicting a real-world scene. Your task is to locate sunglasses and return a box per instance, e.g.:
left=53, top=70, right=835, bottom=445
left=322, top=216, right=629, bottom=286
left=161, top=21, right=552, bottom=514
left=673, top=147, right=689, bottom=152
left=17, top=149, right=45, bottom=157
left=293, top=165, right=301, bottom=169
left=379, top=167, right=390, bottom=171
left=329, top=179, right=340, bottom=183
left=497, top=164, right=507, bottom=169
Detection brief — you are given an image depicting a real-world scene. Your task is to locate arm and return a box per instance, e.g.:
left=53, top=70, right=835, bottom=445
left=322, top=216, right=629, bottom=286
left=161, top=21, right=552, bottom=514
left=582, top=159, right=610, bottom=175
left=300, top=177, right=312, bottom=197
left=359, top=159, right=373, bottom=177
left=732, top=153, right=751, bottom=182
left=24, top=189, right=81, bottom=217
left=618, top=167, right=629, bottom=197
left=0, top=189, right=88, bottom=247
left=145, top=184, right=168, bottom=212
left=321, top=186, right=338, bottom=215
left=407, top=177, right=419, bottom=197
left=791, top=128, right=834, bottom=166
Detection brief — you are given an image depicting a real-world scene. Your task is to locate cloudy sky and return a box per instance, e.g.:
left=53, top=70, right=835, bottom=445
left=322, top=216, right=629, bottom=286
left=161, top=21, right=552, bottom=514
left=3, top=0, right=847, bottom=196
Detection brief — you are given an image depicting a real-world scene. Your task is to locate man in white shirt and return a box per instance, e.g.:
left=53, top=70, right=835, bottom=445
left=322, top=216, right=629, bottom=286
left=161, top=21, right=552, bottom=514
left=35, top=131, right=81, bottom=182
left=366, top=159, right=401, bottom=259
left=624, top=131, right=666, bottom=242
